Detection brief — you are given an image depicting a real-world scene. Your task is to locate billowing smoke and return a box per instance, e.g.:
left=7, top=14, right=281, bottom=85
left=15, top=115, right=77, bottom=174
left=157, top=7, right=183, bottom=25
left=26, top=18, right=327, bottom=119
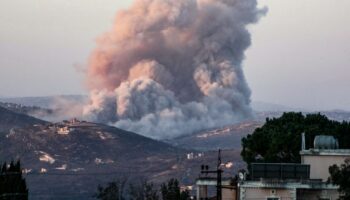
left=84, top=0, right=266, bottom=139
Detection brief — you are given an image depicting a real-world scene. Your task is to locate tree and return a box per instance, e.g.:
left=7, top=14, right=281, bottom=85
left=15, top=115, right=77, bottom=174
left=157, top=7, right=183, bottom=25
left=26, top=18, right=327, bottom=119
left=129, top=180, right=159, bottom=200
left=161, top=179, right=189, bottom=200
left=328, top=159, right=350, bottom=200
left=94, top=179, right=127, bottom=200
left=241, top=112, right=350, bottom=166
left=0, top=160, right=28, bottom=200
left=179, top=190, right=190, bottom=200
left=95, top=178, right=189, bottom=200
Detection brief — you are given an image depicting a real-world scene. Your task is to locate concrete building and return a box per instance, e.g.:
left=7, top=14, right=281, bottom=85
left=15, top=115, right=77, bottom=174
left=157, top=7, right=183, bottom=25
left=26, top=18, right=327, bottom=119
left=300, top=149, right=350, bottom=181
left=239, top=135, right=349, bottom=200
left=196, top=135, right=350, bottom=200
left=196, top=177, right=237, bottom=200
left=239, top=173, right=339, bottom=200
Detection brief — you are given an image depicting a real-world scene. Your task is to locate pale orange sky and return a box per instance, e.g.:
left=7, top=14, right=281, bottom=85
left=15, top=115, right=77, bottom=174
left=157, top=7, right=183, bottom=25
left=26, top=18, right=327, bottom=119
left=0, top=0, right=349, bottom=110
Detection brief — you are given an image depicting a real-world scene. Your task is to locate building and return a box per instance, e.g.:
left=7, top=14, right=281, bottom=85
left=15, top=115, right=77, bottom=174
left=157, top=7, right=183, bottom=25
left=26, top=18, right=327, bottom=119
left=196, top=135, right=350, bottom=200
left=196, top=177, right=237, bottom=200
left=57, top=126, right=71, bottom=135
left=239, top=163, right=338, bottom=200
left=240, top=135, right=349, bottom=200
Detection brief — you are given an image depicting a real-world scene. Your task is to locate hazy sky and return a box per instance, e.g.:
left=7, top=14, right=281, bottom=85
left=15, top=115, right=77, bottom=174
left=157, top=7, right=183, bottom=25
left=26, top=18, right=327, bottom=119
left=0, top=0, right=349, bottom=111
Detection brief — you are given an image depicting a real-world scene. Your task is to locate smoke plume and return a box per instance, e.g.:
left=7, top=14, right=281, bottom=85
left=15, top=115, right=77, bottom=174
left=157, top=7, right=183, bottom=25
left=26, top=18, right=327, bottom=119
left=84, top=0, right=266, bottom=139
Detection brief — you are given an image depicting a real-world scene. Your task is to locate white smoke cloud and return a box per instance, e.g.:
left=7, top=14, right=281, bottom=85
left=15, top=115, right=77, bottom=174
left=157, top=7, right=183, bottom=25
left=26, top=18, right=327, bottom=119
left=83, top=0, right=266, bottom=139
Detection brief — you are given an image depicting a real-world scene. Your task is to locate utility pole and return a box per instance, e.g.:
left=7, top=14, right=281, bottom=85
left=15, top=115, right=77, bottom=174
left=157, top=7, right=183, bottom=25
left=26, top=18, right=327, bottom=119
left=200, top=149, right=223, bottom=200
left=217, top=149, right=222, bottom=200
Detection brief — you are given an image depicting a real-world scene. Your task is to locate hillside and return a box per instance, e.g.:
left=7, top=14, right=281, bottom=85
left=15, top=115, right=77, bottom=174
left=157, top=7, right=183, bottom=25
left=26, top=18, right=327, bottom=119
left=0, top=106, right=247, bottom=199
left=168, top=121, right=263, bottom=151
left=0, top=120, right=246, bottom=200
left=0, top=106, right=47, bottom=132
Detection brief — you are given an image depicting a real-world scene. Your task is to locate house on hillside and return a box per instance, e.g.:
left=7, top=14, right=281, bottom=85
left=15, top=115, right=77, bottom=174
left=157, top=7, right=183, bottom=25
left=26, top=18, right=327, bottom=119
left=57, top=126, right=71, bottom=135
left=195, top=135, right=350, bottom=200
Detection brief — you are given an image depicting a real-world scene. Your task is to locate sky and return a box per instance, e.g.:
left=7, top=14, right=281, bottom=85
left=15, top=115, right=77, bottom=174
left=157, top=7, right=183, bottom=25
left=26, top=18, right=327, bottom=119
left=0, top=0, right=349, bottom=111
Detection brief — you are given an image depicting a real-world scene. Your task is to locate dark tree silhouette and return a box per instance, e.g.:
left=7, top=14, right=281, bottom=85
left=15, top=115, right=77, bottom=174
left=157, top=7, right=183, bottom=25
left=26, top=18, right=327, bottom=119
left=94, top=179, right=127, bottom=200
left=328, top=159, right=350, bottom=200
left=0, top=160, right=28, bottom=200
left=161, top=179, right=189, bottom=200
left=129, top=180, right=159, bottom=200
left=95, top=178, right=189, bottom=200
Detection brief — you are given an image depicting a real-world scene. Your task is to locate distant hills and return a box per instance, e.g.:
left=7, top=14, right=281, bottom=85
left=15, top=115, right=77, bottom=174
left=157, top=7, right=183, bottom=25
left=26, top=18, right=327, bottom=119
left=1, top=96, right=293, bottom=111
left=167, top=121, right=263, bottom=151
left=2, top=95, right=349, bottom=112
left=0, top=95, right=87, bottom=122
left=0, top=95, right=87, bottom=109
left=251, top=101, right=300, bottom=112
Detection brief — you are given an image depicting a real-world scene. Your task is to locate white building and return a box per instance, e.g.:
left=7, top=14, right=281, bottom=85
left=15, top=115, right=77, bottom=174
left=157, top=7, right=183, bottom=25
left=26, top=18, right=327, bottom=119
left=57, top=126, right=71, bottom=135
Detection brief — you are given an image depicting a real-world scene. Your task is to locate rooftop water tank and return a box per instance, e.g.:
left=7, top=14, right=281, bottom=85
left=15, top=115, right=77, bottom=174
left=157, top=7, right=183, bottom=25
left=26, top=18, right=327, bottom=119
left=314, top=135, right=339, bottom=149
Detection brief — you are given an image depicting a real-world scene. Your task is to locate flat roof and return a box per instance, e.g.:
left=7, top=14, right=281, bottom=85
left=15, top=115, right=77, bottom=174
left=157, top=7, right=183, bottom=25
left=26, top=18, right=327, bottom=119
left=300, top=149, right=350, bottom=156
left=239, top=180, right=338, bottom=190
left=196, top=177, right=232, bottom=186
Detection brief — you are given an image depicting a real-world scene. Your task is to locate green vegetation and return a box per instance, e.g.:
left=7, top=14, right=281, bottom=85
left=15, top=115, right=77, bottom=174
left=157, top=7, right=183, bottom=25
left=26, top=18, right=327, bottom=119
left=241, top=112, right=350, bottom=166
left=129, top=180, right=159, bottom=200
left=0, top=160, right=28, bottom=200
left=94, top=179, right=128, bottom=200
left=160, top=179, right=189, bottom=200
left=94, top=178, right=190, bottom=200
left=328, top=159, right=350, bottom=200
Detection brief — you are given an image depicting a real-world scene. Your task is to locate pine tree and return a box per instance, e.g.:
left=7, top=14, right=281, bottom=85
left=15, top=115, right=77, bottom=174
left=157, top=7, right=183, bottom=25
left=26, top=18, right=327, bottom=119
left=0, top=160, right=28, bottom=200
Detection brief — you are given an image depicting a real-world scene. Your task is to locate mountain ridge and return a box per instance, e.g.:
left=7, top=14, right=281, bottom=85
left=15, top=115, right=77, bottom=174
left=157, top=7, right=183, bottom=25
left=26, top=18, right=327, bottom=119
left=0, top=106, right=47, bottom=132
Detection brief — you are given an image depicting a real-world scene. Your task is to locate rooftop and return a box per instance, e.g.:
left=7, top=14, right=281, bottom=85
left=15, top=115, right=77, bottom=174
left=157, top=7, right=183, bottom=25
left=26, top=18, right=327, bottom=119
left=300, top=149, right=350, bottom=156
left=196, top=177, right=233, bottom=186
left=239, top=179, right=338, bottom=190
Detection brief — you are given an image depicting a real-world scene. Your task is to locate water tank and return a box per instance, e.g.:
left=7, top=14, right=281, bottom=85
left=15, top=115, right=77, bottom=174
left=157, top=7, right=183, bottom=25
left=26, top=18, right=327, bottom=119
left=314, top=135, right=339, bottom=149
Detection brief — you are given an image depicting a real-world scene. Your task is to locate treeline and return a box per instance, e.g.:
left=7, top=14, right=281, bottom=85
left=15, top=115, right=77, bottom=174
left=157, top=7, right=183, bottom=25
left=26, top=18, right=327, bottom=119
left=0, top=160, right=28, bottom=200
left=94, top=178, right=190, bottom=200
left=241, top=112, right=350, bottom=165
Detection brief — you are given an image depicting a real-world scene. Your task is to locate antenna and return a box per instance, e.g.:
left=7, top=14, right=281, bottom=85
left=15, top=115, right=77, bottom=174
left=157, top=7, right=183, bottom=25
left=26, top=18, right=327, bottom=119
left=302, top=132, right=306, bottom=151
left=217, top=149, right=222, bottom=168
left=217, top=149, right=222, bottom=200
